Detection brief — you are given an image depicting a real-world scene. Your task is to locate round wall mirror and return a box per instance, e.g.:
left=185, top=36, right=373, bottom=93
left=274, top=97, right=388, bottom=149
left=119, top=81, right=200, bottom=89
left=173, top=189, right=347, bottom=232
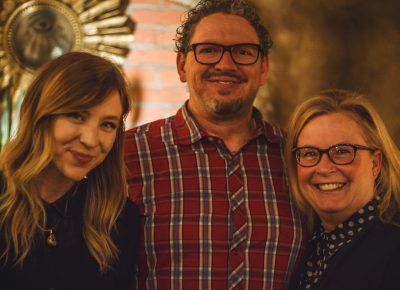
left=4, top=0, right=82, bottom=73
left=0, top=0, right=135, bottom=149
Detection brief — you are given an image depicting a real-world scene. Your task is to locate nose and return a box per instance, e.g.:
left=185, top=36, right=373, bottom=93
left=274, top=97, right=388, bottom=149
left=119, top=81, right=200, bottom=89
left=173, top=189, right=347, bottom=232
left=79, top=125, right=99, bottom=148
left=215, top=50, right=237, bottom=70
left=315, top=152, right=337, bottom=174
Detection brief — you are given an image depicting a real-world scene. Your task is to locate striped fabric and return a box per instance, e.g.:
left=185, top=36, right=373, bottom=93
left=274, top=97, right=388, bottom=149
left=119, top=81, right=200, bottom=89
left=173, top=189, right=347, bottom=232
left=227, top=160, right=247, bottom=290
left=125, top=103, right=305, bottom=290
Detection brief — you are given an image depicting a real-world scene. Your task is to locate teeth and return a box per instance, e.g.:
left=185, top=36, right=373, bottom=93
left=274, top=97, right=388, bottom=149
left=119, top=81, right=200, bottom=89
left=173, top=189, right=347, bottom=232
left=317, top=183, right=345, bottom=191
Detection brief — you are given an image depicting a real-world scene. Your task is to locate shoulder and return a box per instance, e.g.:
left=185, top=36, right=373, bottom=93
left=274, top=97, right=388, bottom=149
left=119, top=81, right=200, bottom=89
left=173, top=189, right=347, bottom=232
left=124, top=117, right=176, bottom=156
left=124, top=116, right=174, bottom=139
left=113, top=199, right=139, bottom=245
left=345, top=221, right=400, bottom=274
left=349, top=221, right=400, bottom=257
left=119, top=199, right=140, bottom=222
left=302, top=221, right=400, bottom=290
left=372, top=221, right=400, bottom=241
left=253, top=107, right=286, bottom=143
left=263, top=122, right=286, bottom=140
left=377, top=223, right=400, bottom=289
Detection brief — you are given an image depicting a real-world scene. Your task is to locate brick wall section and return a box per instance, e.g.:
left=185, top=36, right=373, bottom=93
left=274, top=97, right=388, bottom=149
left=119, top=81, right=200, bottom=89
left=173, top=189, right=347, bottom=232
left=124, top=0, right=189, bottom=128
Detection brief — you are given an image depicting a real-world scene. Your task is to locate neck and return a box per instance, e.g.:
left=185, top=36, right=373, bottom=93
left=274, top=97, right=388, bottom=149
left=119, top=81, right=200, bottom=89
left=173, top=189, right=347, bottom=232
left=192, top=109, right=256, bottom=154
left=37, top=169, right=76, bottom=203
left=320, top=213, right=346, bottom=232
left=321, top=221, right=337, bottom=233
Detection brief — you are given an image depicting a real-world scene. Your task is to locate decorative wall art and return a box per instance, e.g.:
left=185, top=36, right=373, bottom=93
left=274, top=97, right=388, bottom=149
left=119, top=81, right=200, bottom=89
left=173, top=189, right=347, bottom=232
left=0, top=0, right=135, bottom=148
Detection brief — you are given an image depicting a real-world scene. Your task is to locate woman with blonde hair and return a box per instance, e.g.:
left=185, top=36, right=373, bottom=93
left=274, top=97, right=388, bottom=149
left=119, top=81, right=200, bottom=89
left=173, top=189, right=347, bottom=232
left=0, top=52, right=138, bottom=289
left=285, top=89, right=400, bottom=290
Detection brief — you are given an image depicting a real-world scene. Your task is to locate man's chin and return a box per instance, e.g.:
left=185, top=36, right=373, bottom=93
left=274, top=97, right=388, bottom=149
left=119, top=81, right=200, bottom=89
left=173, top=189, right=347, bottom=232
left=215, top=106, right=241, bottom=116
left=208, top=99, right=243, bottom=117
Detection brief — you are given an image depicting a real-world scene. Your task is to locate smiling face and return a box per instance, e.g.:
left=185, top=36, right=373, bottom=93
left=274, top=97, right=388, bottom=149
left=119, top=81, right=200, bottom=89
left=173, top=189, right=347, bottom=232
left=177, top=13, right=268, bottom=121
left=297, top=112, right=382, bottom=230
left=46, top=90, right=122, bottom=185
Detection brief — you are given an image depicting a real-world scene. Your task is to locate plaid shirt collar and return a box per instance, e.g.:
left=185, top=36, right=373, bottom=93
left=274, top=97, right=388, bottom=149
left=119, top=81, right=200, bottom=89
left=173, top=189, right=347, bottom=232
left=170, top=101, right=283, bottom=146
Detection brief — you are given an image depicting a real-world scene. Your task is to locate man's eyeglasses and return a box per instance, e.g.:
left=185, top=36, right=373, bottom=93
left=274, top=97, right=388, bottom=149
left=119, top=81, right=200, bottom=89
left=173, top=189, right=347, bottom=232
left=186, top=43, right=263, bottom=65
left=293, top=143, right=376, bottom=167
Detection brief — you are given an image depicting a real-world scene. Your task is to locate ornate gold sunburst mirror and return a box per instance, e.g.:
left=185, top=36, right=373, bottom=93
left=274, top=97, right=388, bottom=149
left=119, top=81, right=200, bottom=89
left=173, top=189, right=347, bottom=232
left=4, top=0, right=82, bottom=72
left=0, top=0, right=135, bottom=148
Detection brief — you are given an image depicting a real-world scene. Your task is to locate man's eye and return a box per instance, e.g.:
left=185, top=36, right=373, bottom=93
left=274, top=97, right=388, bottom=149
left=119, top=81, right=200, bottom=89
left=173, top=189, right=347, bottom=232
left=198, top=47, right=219, bottom=54
left=234, top=45, right=257, bottom=57
left=238, top=49, right=251, bottom=56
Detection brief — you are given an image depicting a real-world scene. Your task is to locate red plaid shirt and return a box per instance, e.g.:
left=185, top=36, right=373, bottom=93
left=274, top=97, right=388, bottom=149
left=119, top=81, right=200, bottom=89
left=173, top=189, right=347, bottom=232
left=125, top=103, right=305, bottom=290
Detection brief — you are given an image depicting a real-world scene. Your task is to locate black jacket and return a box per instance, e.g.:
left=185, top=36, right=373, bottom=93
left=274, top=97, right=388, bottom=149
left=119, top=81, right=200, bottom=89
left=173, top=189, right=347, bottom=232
left=289, top=219, right=400, bottom=290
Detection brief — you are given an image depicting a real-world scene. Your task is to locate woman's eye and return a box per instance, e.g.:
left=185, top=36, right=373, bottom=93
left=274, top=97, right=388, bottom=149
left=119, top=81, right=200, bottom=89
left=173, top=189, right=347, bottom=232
left=335, top=147, right=351, bottom=155
left=303, top=151, right=317, bottom=157
left=102, top=122, right=118, bottom=130
left=65, top=112, right=84, bottom=121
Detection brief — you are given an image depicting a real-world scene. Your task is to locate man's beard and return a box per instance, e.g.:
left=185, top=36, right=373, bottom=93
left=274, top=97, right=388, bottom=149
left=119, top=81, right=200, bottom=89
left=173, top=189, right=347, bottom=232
left=207, top=98, right=243, bottom=117
left=201, top=70, right=249, bottom=117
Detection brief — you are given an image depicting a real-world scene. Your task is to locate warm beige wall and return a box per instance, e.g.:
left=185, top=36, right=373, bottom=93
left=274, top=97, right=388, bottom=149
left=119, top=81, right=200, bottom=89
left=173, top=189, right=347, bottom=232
left=252, top=0, right=400, bottom=145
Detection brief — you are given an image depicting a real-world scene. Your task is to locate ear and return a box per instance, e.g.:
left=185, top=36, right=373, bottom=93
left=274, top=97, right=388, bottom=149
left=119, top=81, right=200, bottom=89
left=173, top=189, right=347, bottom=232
left=372, top=150, right=382, bottom=179
left=259, top=55, right=269, bottom=86
left=176, top=52, right=187, bottom=83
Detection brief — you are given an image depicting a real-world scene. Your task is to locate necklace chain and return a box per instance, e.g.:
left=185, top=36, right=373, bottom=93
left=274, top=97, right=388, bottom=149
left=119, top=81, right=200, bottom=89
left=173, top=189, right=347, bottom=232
left=43, top=183, right=79, bottom=247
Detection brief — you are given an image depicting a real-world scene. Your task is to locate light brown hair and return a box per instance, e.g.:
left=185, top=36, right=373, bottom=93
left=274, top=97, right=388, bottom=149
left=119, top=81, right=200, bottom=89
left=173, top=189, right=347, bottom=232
left=0, top=52, right=131, bottom=271
left=285, top=89, right=400, bottom=231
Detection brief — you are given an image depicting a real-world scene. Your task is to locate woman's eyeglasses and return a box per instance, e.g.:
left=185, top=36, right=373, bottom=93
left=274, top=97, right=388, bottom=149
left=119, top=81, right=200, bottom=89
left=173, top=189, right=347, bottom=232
left=293, top=143, right=376, bottom=167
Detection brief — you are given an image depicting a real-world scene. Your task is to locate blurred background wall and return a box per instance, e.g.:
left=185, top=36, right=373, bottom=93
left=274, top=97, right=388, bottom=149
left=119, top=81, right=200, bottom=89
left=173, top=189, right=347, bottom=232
left=124, top=0, right=187, bottom=125
left=126, top=0, right=400, bottom=144
left=254, top=0, right=400, bottom=144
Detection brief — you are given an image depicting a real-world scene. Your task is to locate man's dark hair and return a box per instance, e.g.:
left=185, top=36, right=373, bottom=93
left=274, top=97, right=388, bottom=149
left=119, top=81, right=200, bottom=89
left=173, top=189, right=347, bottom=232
left=175, top=0, right=272, bottom=55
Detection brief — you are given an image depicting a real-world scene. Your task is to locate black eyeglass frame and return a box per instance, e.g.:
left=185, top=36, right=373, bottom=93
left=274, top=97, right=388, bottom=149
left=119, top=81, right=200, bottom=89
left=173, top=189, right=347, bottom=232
left=292, top=143, right=376, bottom=167
left=186, top=42, right=264, bottom=65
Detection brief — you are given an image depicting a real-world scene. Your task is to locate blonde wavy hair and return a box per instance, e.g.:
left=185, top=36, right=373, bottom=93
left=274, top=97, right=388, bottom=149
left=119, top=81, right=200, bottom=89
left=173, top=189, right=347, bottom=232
left=0, top=52, right=131, bottom=271
left=285, top=89, right=400, bottom=231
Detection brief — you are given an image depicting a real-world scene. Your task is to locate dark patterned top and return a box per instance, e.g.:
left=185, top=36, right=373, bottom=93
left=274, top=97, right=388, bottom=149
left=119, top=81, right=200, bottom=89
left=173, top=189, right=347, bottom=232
left=298, top=196, right=380, bottom=290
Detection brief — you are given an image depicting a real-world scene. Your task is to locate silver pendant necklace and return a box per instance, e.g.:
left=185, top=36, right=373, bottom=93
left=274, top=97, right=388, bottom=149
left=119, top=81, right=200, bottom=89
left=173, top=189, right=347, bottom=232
left=43, top=201, right=67, bottom=247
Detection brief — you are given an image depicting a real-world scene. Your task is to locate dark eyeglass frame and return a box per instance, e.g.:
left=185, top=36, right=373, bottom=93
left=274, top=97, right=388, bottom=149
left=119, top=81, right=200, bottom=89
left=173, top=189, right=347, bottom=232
left=292, top=143, right=376, bottom=167
left=186, top=42, right=264, bottom=65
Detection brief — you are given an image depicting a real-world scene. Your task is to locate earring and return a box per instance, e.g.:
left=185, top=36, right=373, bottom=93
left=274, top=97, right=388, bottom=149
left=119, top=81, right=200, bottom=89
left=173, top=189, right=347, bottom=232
left=83, top=175, right=88, bottom=179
